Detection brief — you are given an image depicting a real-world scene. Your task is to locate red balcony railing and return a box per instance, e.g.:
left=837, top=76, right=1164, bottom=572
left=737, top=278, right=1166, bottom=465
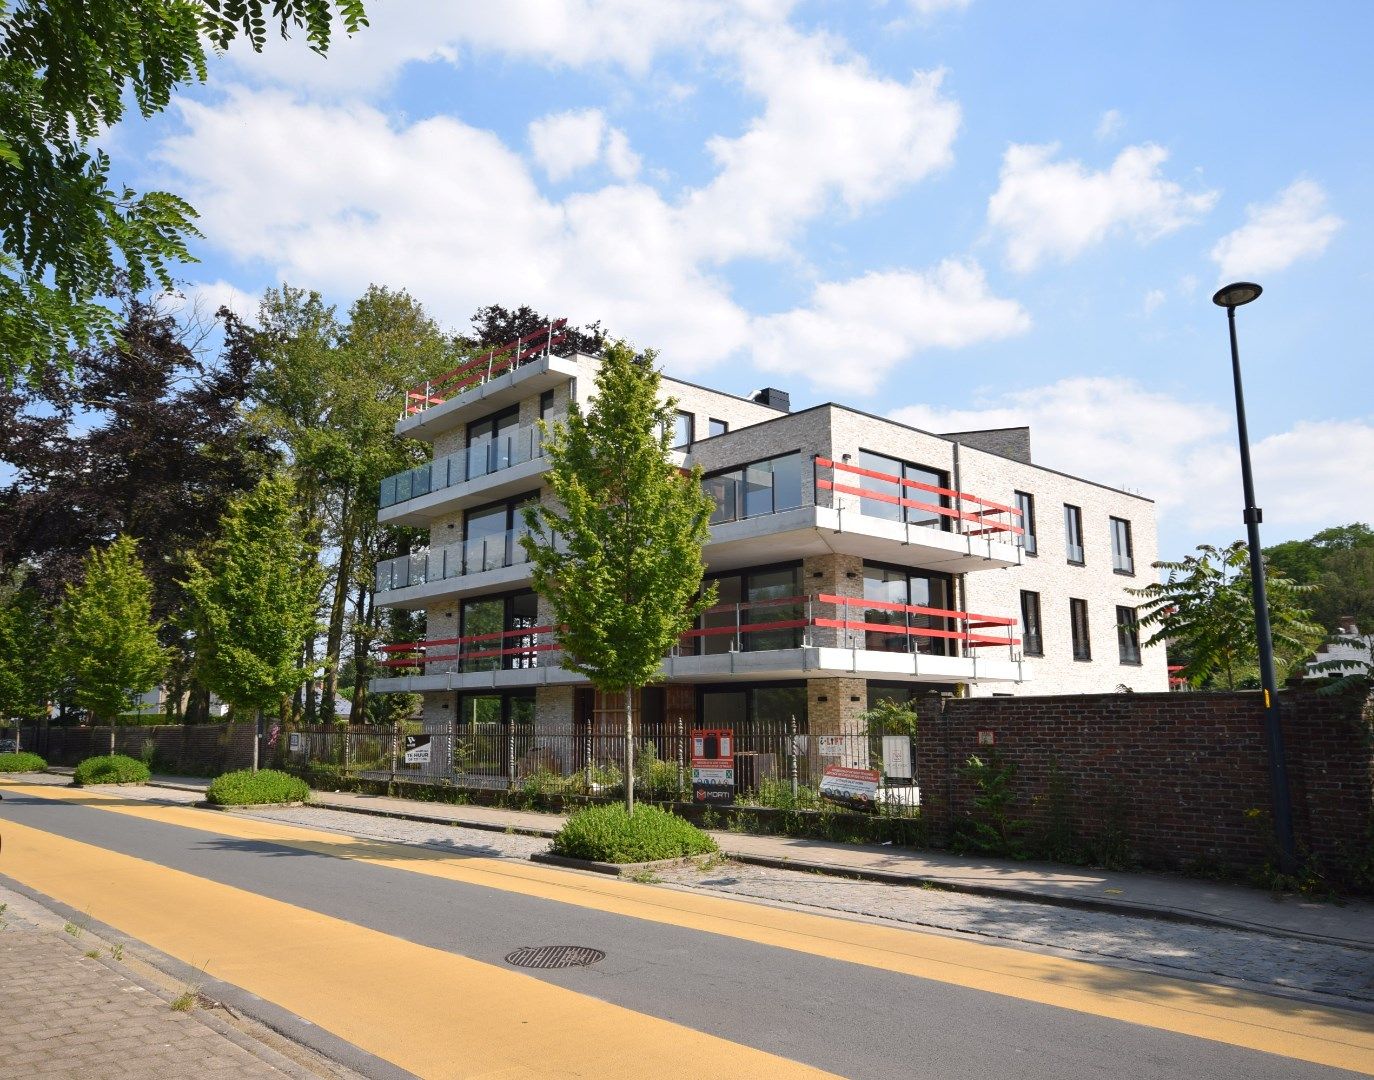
left=402, top=320, right=569, bottom=417
left=813, top=457, right=1023, bottom=542
left=378, top=624, right=558, bottom=669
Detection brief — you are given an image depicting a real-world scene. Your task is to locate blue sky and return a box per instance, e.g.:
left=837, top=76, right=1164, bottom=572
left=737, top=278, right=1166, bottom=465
left=114, top=0, right=1371, bottom=559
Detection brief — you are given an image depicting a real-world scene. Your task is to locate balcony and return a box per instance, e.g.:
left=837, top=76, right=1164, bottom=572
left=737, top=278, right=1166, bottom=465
left=374, top=530, right=532, bottom=608
left=370, top=593, right=1025, bottom=694
left=379, top=417, right=557, bottom=526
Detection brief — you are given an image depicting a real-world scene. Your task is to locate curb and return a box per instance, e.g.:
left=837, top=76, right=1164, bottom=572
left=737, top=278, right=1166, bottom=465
left=46, top=772, right=1374, bottom=952
left=530, top=851, right=706, bottom=877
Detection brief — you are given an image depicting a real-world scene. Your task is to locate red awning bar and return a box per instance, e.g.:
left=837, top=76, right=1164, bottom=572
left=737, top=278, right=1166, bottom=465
left=403, top=320, right=569, bottom=416
left=813, top=457, right=1023, bottom=538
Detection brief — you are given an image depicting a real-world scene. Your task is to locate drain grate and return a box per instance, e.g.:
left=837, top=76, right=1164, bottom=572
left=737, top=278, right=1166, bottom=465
left=505, top=945, right=605, bottom=970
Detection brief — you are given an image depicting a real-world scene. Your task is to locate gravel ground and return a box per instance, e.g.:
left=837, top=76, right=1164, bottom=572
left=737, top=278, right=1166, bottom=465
left=11, top=776, right=1372, bottom=1006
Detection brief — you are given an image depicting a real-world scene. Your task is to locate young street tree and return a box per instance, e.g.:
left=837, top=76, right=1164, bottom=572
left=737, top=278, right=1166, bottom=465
left=0, top=568, right=56, bottom=727
left=54, top=536, right=166, bottom=732
left=1131, top=541, right=1326, bottom=690
left=522, top=342, right=715, bottom=814
left=183, top=476, right=324, bottom=761
left=0, top=0, right=368, bottom=387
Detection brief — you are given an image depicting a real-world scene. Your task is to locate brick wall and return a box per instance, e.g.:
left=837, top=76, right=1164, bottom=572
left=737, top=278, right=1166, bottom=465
left=915, top=687, right=1373, bottom=876
left=23, top=723, right=258, bottom=773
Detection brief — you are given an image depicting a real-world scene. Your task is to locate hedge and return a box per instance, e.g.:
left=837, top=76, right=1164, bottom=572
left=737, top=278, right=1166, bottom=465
left=0, top=751, right=47, bottom=773
left=552, top=804, right=717, bottom=863
left=72, top=754, right=150, bottom=785
left=207, top=769, right=310, bottom=806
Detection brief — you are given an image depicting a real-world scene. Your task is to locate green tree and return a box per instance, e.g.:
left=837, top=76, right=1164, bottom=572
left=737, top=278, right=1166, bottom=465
left=0, top=567, right=56, bottom=723
left=521, top=342, right=715, bottom=813
left=183, top=475, right=324, bottom=738
left=54, top=536, right=166, bottom=724
left=1266, top=523, right=1374, bottom=631
left=1131, top=541, right=1325, bottom=690
left=0, top=0, right=368, bottom=387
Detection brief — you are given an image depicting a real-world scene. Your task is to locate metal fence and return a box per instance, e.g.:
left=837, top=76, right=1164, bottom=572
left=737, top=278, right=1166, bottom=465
left=278, top=717, right=919, bottom=814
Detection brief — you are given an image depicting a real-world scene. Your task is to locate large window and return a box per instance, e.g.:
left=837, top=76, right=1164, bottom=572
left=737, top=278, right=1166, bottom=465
left=1117, top=605, right=1142, bottom=664
left=463, top=492, right=537, bottom=573
left=459, top=591, right=540, bottom=672
left=695, top=564, right=803, bottom=653
left=1064, top=504, right=1085, bottom=565
left=673, top=410, right=694, bottom=448
left=1110, top=517, right=1135, bottom=574
left=466, top=404, right=521, bottom=479
left=1020, top=590, right=1043, bottom=656
left=1015, top=491, right=1037, bottom=554
left=858, top=450, right=950, bottom=530
left=861, top=563, right=953, bottom=656
left=1070, top=598, right=1091, bottom=661
left=703, top=452, right=803, bottom=524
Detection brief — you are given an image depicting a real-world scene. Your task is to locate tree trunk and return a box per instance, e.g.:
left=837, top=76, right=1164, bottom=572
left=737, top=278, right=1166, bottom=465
left=320, top=494, right=357, bottom=725
left=252, top=707, right=261, bottom=772
left=350, top=572, right=374, bottom=723
left=624, top=686, right=635, bottom=816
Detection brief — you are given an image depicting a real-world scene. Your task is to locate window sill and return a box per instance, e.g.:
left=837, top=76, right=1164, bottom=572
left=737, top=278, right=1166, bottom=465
left=1113, top=568, right=1136, bottom=577
left=1072, top=656, right=1093, bottom=663
left=1067, top=560, right=1085, bottom=568
left=1023, top=650, right=1044, bottom=658
left=1119, top=659, right=1143, bottom=667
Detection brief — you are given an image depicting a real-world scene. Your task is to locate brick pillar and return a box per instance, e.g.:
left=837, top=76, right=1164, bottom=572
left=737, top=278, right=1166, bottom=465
left=802, top=553, right=864, bottom=647
left=914, top=691, right=952, bottom=842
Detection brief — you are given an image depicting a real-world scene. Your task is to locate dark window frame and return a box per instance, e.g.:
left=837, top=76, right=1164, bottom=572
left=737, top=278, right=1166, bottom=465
left=1117, top=605, right=1142, bottom=665
left=697, top=561, right=804, bottom=654
left=539, top=389, right=555, bottom=418
left=1014, top=491, right=1037, bottom=555
left=1069, top=597, right=1091, bottom=661
left=1020, top=590, right=1043, bottom=656
left=1064, top=504, right=1085, bottom=565
left=702, top=451, right=804, bottom=524
left=860, top=559, right=956, bottom=658
left=673, top=410, right=695, bottom=448
left=858, top=448, right=952, bottom=531
left=708, top=417, right=728, bottom=437
left=1110, top=516, right=1135, bottom=575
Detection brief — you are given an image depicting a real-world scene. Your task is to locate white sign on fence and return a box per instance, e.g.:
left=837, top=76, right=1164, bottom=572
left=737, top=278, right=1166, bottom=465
left=882, top=736, right=913, bottom=779
left=818, top=735, right=845, bottom=757
left=288, top=733, right=301, bottom=752
left=403, top=735, right=432, bottom=765
left=819, top=765, right=881, bottom=807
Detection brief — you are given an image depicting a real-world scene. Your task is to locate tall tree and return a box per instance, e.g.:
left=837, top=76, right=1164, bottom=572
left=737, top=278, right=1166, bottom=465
left=183, top=476, right=324, bottom=734
left=0, top=0, right=368, bottom=386
left=1266, top=523, right=1374, bottom=631
left=1131, top=541, right=1326, bottom=689
left=54, top=536, right=167, bottom=725
left=0, top=567, right=56, bottom=723
left=465, top=304, right=606, bottom=357
left=522, top=342, right=715, bottom=813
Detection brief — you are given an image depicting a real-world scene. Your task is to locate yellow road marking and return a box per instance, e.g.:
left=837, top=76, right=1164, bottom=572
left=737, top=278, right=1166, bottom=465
left=6, top=781, right=1374, bottom=1075
left=0, top=817, right=833, bottom=1079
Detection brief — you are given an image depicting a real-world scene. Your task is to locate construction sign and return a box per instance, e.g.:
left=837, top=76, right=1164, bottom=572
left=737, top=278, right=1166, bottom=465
left=691, top=728, right=734, bottom=805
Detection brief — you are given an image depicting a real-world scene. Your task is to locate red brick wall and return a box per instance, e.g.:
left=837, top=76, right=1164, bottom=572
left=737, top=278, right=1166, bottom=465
left=915, top=687, right=1373, bottom=875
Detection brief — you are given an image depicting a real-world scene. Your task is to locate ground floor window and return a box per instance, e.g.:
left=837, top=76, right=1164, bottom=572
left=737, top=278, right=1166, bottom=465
left=453, top=689, right=535, bottom=777
left=697, top=563, right=803, bottom=654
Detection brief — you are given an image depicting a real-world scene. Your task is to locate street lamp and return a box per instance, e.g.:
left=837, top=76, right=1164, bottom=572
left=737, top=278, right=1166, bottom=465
left=1211, top=281, right=1296, bottom=873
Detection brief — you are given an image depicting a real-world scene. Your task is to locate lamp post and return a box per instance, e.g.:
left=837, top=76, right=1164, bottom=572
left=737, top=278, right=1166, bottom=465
left=1212, top=281, right=1296, bottom=874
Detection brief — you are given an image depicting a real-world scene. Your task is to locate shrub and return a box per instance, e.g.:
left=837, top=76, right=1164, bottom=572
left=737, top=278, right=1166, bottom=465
left=0, top=751, right=47, bottom=773
left=72, top=754, right=151, bottom=786
left=552, top=804, right=717, bottom=864
left=207, top=768, right=309, bottom=806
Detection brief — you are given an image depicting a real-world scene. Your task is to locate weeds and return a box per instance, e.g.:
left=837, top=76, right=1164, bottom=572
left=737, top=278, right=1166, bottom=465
left=628, top=868, right=662, bottom=884
left=83, top=949, right=100, bottom=959
left=110, top=943, right=123, bottom=961
left=170, top=990, right=197, bottom=1012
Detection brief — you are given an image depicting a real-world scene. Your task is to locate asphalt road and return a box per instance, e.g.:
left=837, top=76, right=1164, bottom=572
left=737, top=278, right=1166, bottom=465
left=1, top=783, right=1371, bottom=1080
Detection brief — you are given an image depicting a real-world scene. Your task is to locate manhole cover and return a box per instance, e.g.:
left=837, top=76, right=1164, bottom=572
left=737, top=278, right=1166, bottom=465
left=505, top=945, right=605, bottom=970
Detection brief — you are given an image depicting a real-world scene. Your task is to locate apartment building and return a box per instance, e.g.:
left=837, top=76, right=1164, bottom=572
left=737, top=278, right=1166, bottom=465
left=369, top=339, right=1168, bottom=778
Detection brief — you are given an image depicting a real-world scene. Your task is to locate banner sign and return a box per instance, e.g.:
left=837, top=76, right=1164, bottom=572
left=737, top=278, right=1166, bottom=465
left=881, top=736, right=913, bottom=780
left=820, top=765, right=880, bottom=809
left=403, top=734, right=432, bottom=765
left=691, top=728, right=734, bottom=805
left=818, top=735, right=845, bottom=757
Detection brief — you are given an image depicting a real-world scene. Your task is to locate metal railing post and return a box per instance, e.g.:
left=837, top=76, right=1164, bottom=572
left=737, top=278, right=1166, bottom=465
left=508, top=722, right=516, bottom=789
left=734, top=601, right=742, bottom=652
left=789, top=714, right=799, bottom=800
left=676, top=715, right=684, bottom=800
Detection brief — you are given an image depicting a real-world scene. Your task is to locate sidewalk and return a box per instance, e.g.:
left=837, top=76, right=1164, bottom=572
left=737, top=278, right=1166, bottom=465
left=129, top=771, right=1374, bottom=951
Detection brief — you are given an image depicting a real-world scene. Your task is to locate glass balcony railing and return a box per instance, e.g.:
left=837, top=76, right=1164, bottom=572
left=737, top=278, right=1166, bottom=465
left=375, top=530, right=532, bottom=592
left=379, top=417, right=559, bottom=509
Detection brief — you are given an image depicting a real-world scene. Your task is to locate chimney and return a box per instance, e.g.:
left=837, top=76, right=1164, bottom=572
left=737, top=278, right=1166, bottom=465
left=752, top=387, right=791, bottom=412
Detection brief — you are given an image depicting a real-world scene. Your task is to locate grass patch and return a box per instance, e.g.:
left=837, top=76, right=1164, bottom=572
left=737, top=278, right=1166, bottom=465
left=206, top=768, right=309, bottom=806
left=552, top=804, right=717, bottom=864
left=72, top=754, right=150, bottom=786
left=0, top=751, right=47, bottom=772
left=170, top=990, right=197, bottom=1012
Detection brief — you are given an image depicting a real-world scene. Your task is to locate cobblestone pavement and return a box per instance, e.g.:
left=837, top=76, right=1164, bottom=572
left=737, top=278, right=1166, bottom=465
left=0, top=884, right=293, bottom=1080
left=17, top=778, right=1374, bottom=1007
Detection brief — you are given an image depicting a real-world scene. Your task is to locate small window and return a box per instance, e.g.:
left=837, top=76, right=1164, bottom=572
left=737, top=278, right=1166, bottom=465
left=1014, top=491, right=1037, bottom=555
left=1064, top=504, right=1084, bottom=565
left=539, top=389, right=555, bottom=418
left=674, top=410, right=694, bottom=448
left=1110, top=517, right=1134, bottom=574
left=1020, top=591, right=1043, bottom=656
left=1117, top=606, right=1142, bottom=664
left=708, top=417, right=728, bottom=437
left=1069, top=598, right=1091, bottom=660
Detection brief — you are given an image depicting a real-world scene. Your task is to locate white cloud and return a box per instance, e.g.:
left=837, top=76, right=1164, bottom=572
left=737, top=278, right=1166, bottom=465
left=907, top=0, right=973, bottom=14
left=1142, top=288, right=1166, bottom=315
left=891, top=378, right=1374, bottom=551
left=987, top=142, right=1218, bottom=272
left=1210, top=179, right=1343, bottom=280
left=1095, top=109, right=1124, bottom=141
left=527, top=109, right=640, bottom=182
left=680, top=28, right=960, bottom=261
left=751, top=260, right=1029, bottom=392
